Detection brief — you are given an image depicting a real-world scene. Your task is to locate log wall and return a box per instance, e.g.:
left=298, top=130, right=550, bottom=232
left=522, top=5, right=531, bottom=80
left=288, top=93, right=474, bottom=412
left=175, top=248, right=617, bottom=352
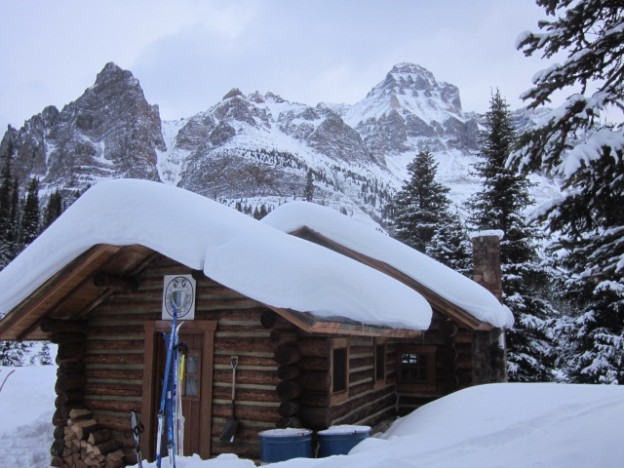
left=396, top=310, right=475, bottom=416
left=45, top=255, right=281, bottom=465
left=46, top=254, right=479, bottom=466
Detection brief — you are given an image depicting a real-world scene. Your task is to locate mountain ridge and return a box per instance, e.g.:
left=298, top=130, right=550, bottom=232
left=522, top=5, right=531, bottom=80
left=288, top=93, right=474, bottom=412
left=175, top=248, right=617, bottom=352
left=0, top=62, right=557, bottom=226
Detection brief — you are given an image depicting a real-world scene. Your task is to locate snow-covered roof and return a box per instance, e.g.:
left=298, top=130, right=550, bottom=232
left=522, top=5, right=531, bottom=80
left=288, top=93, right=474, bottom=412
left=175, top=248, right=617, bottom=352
left=262, top=201, right=514, bottom=329
left=0, top=180, right=432, bottom=331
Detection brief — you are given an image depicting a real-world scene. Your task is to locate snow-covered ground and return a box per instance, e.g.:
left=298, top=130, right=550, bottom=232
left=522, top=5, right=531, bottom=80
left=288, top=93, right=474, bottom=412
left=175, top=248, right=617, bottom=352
left=2, top=365, right=623, bottom=467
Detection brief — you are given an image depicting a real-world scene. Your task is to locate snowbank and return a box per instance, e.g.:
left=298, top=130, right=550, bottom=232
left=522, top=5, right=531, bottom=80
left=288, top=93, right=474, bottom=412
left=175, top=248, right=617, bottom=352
left=133, top=382, right=624, bottom=468
left=4, top=366, right=624, bottom=468
left=0, top=180, right=431, bottom=330
left=0, top=366, right=56, bottom=468
left=263, top=201, right=514, bottom=328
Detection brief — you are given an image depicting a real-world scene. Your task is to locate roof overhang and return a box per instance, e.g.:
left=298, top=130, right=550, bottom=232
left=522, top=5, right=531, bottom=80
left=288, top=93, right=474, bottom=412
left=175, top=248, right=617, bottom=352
left=289, top=226, right=494, bottom=332
left=0, top=243, right=423, bottom=341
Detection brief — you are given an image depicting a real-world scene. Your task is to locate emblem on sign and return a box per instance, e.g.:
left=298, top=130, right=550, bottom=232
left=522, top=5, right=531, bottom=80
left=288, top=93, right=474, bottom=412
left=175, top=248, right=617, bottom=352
left=162, top=274, right=196, bottom=320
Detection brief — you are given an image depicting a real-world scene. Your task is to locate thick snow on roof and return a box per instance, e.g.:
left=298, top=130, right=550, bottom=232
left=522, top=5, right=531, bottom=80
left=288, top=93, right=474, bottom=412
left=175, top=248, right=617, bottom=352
left=263, top=201, right=514, bottom=328
left=0, top=180, right=431, bottom=330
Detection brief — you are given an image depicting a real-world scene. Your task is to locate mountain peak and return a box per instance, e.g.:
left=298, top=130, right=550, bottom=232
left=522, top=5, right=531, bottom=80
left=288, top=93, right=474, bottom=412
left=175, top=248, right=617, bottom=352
left=94, top=62, right=138, bottom=88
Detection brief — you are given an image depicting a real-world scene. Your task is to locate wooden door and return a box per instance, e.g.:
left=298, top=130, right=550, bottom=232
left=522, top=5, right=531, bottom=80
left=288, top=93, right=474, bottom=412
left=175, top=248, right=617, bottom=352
left=142, top=321, right=216, bottom=461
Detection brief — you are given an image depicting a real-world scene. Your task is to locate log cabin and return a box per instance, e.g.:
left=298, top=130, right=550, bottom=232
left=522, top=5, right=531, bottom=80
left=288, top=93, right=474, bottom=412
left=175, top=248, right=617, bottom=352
left=0, top=180, right=513, bottom=467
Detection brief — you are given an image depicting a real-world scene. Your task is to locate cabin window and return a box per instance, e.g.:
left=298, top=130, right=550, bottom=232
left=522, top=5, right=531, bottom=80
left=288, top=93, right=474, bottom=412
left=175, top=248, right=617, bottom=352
left=330, top=338, right=349, bottom=401
left=397, top=345, right=436, bottom=392
left=375, top=341, right=386, bottom=382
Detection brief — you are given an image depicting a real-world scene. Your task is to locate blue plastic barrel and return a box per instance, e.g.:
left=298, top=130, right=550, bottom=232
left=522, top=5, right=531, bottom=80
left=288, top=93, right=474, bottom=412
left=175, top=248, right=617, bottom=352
left=317, top=425, right=371, bottom=457
left=259, top=428, right=313, bottom=463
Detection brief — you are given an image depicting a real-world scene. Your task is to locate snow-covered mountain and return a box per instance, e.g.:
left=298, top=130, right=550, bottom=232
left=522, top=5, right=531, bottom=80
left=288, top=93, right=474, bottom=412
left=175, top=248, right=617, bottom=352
left=0, top=62, right=557, bottom=225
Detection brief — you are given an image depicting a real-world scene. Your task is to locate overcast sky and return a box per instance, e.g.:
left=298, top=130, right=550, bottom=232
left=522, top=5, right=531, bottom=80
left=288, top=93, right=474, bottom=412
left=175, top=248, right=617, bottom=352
left=0, top=0, right=551, bottom=132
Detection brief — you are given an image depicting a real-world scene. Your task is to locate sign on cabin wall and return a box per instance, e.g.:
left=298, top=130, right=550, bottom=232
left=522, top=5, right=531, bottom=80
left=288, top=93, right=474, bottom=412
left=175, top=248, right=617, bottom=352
left=162, top=274, right=196, bottom=321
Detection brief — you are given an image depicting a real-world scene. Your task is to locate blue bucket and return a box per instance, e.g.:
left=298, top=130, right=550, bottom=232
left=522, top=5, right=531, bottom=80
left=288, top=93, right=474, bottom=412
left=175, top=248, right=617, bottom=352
left=317, top=425, right=371, bottom=457
left=259, top=428, right=313, bottom=463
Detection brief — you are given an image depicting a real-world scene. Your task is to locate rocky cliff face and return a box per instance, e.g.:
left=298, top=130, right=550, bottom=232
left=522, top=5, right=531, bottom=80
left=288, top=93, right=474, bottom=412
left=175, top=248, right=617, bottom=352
left=1, top=63, right=165, bottom=192
left=337, top=63, right=481, bottom=160
left=1, top=62, right=554, bottom=224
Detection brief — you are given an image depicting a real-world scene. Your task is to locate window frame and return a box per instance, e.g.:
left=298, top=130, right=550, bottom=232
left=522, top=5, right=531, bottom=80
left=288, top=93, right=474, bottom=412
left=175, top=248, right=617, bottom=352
left=330, top=337, right=350, bottom=403
left=396, top=345, right=437, bottom=393
left=373, top=338, right=387, bottom=388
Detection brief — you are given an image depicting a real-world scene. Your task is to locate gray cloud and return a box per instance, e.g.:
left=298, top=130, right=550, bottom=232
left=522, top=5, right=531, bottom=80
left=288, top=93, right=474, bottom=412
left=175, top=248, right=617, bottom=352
left=0, top=0, right=548, bottom=131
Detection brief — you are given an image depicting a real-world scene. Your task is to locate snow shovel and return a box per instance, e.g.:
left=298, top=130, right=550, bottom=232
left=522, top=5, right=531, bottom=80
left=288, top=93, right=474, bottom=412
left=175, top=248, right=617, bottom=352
left=219, top=355, right=239, bottom=443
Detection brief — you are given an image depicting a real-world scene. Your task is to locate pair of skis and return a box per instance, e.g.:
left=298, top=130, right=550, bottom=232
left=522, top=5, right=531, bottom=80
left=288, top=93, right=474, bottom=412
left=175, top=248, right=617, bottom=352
left=156, top=305, right=186, bottom=468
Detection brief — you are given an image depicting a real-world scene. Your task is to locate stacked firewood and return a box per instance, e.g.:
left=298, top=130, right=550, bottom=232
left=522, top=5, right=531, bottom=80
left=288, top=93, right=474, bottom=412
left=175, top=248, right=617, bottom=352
left=61, top=408, right=125, bottom=468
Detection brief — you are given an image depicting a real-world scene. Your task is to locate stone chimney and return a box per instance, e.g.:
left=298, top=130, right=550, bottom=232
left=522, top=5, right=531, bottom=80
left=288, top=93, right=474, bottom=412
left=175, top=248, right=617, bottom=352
left=471, top=231, right=504, bottom=303
left=470, top=230, right=507, bottom=383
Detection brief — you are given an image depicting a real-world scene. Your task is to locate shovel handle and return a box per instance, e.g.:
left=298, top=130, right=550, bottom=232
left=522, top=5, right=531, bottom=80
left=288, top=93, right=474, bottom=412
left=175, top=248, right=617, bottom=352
left=231, top=356, right=238, bottom=401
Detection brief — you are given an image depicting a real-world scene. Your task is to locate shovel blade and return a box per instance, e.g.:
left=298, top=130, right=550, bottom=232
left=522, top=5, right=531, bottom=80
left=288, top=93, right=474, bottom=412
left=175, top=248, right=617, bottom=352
left=219, top=418, right=239, bottom=443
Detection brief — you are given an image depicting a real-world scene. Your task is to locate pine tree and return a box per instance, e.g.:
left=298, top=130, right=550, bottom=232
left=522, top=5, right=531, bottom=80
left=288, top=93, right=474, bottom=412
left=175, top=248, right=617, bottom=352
left=0, top=145, right=18, bottom=269
left=469, top=90, right=556, bottom=382
left=43, top=190, right=63, bottom=229
left=426, top=211, right=472, bottom=276
left=20, top=177, right=41, bottom=248
left=389, top=149, right=452, bottom=252
left=303, top=169, right=315, bottom=202
left=512, top=0, right=624, bottom=384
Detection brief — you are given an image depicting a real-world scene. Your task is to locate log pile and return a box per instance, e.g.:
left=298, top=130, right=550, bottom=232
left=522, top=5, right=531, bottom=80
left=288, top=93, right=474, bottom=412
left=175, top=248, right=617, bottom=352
left=60, top=408, right=124, bottom=468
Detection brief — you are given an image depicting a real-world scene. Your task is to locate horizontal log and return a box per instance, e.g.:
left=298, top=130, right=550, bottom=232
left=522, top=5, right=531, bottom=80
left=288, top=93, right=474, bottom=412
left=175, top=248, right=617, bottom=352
left=274, top=345, right=302, bottom=365
left=215, top=338, right=273, bottom=354
left=85, top=383, right=142, bottom=398
left=57, top=363, right=86, bottom=379
left=331, top=390, right=396, bottom=423
left=212, top=404, right=278, bottom=423
left=41, top=318, right=87, bottom=335
left=214, top=369, right=278, bottom=386
left=300, top=389, right=330, bottom=407
left=83, top=353, right=143, bottom=365
left=297, top=371, right=330, bottom=392
left=56, top=343, right=86, bottom=363
left=86, top=340, right=146, bottom=352
left=298, top=338, right=330, bottom=357
left=87, top=325, right=145, bottom=336
left=56, top=391, right=84, bottom=406
left=92, top=415, right=132, bottom=432
left=298, top=406, right=331, bottom=429
left=84, top=398, right=141, bottom=414
left=85, top=368, right=143, bottom=381
left=270, top=329, right=299, bottom=345
left=55, top=373, right=86, bottom=392
left=298, top=356, right=329, bottom=371
left=276, top=380, right=302, bottom=401
left=259, top=309, right=293, bottom=329
left=92, top=272, right=139, bottom=292
left=213, top=386, right=279, bottom=403
left=276, top=364, right=301, bottom=381
left=278, top=400, right=301, bottom=417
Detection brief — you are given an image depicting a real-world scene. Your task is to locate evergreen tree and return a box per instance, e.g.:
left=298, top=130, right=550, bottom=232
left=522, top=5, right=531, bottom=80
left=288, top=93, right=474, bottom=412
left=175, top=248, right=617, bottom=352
left=426, top=211, right=472, bottom=276
left=303, top=169, right=315, bottom=202
left=0, top=340, right=29, bottom=366
left=512, top=0, right=624, bottom=384
left=0, top=145, right=18, bottom=269
left=31, top=342, right=53, bottom=365
left=20, top=177, right=41, bottom=247
left=43, top=190, right=63, bottom=229
left=389, top=149, right=452, bottom=252
left=469, top=90, right=556, bottom=382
